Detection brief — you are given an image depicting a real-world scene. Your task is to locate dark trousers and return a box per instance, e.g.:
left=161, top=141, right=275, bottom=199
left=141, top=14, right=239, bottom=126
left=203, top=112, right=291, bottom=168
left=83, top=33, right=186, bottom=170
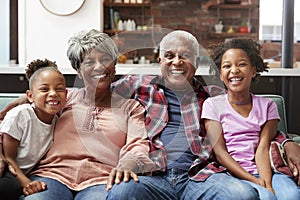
left=0, top=169, right=22, bottom=200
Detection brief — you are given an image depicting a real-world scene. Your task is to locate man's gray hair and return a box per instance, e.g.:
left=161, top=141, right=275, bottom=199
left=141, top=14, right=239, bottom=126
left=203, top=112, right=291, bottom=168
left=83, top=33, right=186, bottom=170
left=159, top=30, right=200, bottom=68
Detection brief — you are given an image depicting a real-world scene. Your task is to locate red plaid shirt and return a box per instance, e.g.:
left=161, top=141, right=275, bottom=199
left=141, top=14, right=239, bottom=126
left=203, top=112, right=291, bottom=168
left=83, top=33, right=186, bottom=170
left=112, top=75, right=290, bottom=181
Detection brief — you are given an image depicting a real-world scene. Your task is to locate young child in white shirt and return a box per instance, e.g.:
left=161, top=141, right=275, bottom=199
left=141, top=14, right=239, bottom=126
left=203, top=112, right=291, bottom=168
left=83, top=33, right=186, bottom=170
left=0, top=59, right=67, bottom=199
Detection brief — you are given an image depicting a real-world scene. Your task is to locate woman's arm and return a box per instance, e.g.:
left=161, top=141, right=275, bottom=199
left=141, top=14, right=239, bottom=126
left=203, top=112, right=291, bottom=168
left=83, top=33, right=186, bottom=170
left=255, top=119, right=278, bottom=194
left=0, top=95, right=28, bottom=120
left=205, top=119, right=259, bottom=183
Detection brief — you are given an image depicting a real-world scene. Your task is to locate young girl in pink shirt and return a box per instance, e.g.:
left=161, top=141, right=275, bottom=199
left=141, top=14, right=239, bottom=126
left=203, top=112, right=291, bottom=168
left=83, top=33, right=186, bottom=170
left=202, top=38, right=300, bottom=200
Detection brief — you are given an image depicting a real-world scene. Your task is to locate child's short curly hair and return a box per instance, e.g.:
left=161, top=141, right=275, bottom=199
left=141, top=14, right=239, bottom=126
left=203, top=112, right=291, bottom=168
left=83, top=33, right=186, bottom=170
left=25, top=58, right=58, bottom=80
left=207, top=38, right=269, bottom=83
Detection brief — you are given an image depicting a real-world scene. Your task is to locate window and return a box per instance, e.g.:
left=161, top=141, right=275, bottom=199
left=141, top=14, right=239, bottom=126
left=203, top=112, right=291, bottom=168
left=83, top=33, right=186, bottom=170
left=259, top=0, right=300, bottom=42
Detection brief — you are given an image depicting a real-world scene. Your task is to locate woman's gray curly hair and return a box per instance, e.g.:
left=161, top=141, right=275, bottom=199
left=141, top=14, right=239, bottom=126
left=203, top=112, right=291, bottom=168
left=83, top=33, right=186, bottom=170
left=67, top=29, right=119, bottom=71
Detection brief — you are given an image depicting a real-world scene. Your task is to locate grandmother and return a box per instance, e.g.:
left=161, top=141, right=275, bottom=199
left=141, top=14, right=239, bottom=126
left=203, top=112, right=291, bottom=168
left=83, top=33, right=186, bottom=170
left=19, top=29, right=155, bottom=200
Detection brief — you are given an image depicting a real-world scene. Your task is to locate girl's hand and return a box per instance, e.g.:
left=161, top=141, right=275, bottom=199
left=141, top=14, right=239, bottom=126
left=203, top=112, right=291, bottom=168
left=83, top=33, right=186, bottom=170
left=266, top=185, right=276, bottom=195
left=256, top=178, right=266, bottom=187
left=23, top=180, right=47, bottom=196
left=256, top=178, right=275, bottom=195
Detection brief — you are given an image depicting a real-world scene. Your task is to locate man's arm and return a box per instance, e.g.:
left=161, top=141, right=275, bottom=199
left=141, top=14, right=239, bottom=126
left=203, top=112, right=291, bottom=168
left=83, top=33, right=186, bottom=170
left=275, top=131, right=300, bottom=185
left=283, top=141, right=300, bottom=185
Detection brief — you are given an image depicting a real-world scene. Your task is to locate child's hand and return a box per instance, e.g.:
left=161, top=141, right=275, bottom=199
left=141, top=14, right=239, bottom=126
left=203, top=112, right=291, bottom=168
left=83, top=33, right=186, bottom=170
left=256, top=178, right=266, bottom=187
left=23, top=180, right=47, bottom=196
left=266, top=185, right=275, bottom=195
left=256, top=178, right=275, bottom=195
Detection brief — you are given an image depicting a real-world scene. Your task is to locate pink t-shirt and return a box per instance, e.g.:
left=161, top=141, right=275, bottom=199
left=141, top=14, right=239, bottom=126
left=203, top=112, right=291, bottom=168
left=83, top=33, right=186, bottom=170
left=30, top=88, right=155, bottom=190
left=201, top=94, right=280, bottom=174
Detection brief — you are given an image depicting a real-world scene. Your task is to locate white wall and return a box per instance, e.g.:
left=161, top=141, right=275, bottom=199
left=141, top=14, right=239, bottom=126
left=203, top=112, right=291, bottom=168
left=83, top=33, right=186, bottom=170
left=0, top=0, right=9, bottom=64
left=18, top=0, right=103, bottom=68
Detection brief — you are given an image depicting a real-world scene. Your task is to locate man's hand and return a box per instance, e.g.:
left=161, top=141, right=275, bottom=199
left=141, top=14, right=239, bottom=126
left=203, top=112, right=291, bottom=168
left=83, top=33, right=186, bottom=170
left=284, top=141, right=300, bottom=185
left=106, top=168, right=139, bottom=192
left=23, top=180, right=47, bottom=196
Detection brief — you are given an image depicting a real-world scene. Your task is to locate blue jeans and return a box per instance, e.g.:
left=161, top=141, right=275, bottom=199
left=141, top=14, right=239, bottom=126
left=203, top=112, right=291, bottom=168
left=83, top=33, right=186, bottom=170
left=20, top=176, right=107, bottom=200
left=107, top=169, right=258, bottom=200
left=242, top=173, right=300, bottom=200
left=272, top=173, right=300, bottom=200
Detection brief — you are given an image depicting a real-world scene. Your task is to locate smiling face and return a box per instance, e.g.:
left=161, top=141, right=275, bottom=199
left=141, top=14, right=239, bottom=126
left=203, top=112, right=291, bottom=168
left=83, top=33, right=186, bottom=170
left=159, top=37, right=197, bottom=91
left=26, top=70, right=67, bottom=124
left=78, top=48, right=116, bottom=98
left=220, top=48, right=256, bottom=94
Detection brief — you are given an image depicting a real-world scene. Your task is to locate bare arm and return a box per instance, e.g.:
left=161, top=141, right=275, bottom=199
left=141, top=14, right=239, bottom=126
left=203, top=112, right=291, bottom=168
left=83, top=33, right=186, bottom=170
left=3, top=133, right=46, bottom=195
left=205, top=119, right=259, bottom=183
left=274, top=127, right=300, bottom=185
left=3, top=134, right=31, bottom=186
left=0, top=133, right=5, bottom=176
left=0, top=95, right=28, bottom=120
left=0, top=132, right=17, bottom=177
left=283, top=141, right=300, bottom=185
left=255, top=119, right=278, bottom=194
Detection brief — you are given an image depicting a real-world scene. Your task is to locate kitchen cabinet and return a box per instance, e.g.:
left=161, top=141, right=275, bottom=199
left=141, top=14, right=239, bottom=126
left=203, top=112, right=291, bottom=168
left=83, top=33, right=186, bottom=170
left=208, top=3, right=259, bottom=40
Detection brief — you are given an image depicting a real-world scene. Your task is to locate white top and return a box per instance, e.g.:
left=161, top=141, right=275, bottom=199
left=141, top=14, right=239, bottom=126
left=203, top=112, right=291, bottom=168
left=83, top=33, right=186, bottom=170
left=0, top=104, right=56, bottom=174
left=201, top=94, right=280, bottom=174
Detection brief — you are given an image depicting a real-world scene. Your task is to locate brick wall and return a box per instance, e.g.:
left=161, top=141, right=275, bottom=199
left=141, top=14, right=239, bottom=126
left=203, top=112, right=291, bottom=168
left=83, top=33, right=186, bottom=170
left=150, top=0, right=259, bottom=47
left=105, top=0, right=300, bottom=62
left=262, top=42, right=300, bottom=62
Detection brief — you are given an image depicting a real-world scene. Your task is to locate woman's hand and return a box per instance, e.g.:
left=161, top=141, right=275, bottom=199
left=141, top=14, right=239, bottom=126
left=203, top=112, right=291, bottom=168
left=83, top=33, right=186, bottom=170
left=23, top=180, right=47, bottom=196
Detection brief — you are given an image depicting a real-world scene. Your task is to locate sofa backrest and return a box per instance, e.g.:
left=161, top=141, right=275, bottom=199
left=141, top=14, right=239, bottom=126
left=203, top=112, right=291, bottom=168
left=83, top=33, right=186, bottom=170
left=0, top=93, right=289, bottom=134
left=258, top=94, right=288, bottom=134
left=0, top=94, right=22, bottom=112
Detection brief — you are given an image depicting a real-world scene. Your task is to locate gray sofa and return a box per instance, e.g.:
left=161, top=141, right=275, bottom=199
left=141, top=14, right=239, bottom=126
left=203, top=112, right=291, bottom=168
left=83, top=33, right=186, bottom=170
left=0, top=93, right=299, bottom=143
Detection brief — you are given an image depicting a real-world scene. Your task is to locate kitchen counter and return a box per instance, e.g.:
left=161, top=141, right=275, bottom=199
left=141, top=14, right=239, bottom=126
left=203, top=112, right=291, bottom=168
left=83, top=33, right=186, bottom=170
left=1, top=63, right=300, bottom=76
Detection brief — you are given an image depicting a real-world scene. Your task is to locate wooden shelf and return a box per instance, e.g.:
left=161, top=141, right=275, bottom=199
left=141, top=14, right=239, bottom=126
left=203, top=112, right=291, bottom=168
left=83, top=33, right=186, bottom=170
left=104, top=30, right=153, bottom=35
left=208, top=32, right=258, bottom=39
left=209, top=3, right=258, bottom=10
left=104, top=2, right=151, bottom=7
left=208, top=3, right=259, bottom=40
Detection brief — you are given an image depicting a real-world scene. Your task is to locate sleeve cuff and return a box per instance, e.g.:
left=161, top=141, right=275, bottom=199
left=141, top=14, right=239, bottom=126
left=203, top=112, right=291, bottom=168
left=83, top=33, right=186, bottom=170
left=281, top=139, right=295, bottom=147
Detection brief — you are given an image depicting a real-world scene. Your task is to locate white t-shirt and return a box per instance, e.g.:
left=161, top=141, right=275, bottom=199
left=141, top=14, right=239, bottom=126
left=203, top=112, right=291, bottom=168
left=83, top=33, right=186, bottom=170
left=0, top=103, right=56, bottom=174
left=201, top=94, right=280, bottom=174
